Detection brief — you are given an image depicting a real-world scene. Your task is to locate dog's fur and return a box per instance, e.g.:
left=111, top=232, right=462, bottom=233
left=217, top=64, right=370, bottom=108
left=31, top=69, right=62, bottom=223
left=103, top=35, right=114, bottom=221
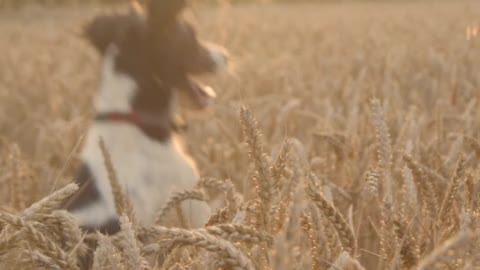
left=66, top=0, right=228, bottom=234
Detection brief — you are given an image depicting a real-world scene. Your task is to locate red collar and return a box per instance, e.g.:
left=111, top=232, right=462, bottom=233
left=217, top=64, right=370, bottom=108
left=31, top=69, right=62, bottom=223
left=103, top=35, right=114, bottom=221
left=94, top=112, right=187, bottom=133
left=95, top=112, right=143, bottom=125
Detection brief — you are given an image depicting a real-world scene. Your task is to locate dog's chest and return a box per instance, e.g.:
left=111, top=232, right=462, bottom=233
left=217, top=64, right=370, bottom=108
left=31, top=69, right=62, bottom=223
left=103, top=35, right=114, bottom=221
left=81, top=123, right=199, bottom=225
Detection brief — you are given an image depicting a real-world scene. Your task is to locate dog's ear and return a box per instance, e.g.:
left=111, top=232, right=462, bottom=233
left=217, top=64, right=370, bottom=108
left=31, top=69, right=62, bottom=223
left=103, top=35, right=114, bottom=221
left=147, top=0, right=186, bottom=28
left=84, top=16, right=120, bottom=54
left=84, top=13, right=144, bottom=54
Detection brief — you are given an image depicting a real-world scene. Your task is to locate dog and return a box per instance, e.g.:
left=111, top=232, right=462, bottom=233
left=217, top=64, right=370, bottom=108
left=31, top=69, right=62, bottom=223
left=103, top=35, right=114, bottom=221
left=65, top=0, right=229, bottom=235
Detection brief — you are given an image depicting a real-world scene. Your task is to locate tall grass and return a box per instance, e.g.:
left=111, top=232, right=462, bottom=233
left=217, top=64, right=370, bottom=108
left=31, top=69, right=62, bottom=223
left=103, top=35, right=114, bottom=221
left=1, top=1, right=480, bottom=269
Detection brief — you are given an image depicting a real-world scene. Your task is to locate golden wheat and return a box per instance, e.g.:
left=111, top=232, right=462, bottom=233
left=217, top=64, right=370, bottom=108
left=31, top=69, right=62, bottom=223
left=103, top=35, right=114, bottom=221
left=1, top=1, right=480, bottom=269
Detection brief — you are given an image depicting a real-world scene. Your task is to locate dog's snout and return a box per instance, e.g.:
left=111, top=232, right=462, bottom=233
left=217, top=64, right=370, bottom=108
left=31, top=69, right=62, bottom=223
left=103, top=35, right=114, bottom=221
left=186, top=41, right=230, bottom=75
left=209, top=48, right=229, bottom=72
left=202, top=42, right=229, bottom=73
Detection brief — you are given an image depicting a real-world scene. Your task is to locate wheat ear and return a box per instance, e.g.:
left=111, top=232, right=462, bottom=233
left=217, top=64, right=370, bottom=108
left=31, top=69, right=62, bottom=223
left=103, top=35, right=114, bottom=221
left=438, top=156, right=465, bottom=222
left=99, top=138, right=137, bottom=227
left=240, top=106, right=273, bottom=228
left=150, top=226, right=255, bottom=270
left=0, top=212, right=79, bottom=270
left=22, top=183, right=78, bottom=218
left=306, top=173, right=357, bottom=255
left=415, top=231, right=477, bottom=270
left=369, top=98, right=393, bottom=203
left=206, top=223, right=273, bottom=246
left=118, top=215, right=150, bottom=270
left=92, top=233, right=124, bottom=270
left=301, top=211, right=322, bottom=270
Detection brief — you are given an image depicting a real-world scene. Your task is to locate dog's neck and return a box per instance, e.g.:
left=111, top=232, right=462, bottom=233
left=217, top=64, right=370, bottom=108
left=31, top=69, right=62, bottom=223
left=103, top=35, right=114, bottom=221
left=93, top=47, right=177, bottom=142
left=95, top=49, right=138, bottom=114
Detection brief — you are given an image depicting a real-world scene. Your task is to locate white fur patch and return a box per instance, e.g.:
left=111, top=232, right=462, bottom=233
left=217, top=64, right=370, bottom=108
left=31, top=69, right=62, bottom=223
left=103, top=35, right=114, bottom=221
left=71, top=49, right=211, bottom=228
left=76, top=124, right=211, bottom=227
left=95, top=45, right=137, bottom=113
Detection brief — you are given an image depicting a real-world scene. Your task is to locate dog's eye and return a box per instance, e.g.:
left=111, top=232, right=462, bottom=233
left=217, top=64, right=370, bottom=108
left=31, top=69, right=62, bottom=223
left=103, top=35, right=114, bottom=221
left=177, top=22, right=196, bottom=40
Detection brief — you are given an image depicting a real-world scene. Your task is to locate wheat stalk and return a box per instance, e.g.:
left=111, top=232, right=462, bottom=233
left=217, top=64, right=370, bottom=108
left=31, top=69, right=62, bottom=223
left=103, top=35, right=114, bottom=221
left=155, top=190, right=208, bottom=225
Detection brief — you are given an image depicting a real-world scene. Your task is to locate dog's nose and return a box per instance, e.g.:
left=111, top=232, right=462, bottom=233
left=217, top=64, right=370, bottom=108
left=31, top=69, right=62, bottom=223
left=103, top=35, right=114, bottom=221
left=209, top=47, right=229, bottom=73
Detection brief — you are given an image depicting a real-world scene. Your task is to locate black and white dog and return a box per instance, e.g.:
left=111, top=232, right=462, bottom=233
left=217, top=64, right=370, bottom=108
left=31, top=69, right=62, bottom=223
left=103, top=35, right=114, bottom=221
left=66, top=0, right=228, bottom=234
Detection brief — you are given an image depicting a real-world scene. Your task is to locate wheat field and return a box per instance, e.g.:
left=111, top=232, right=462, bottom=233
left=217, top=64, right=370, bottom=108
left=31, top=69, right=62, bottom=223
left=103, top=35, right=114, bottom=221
left=1, top=1, right=480, bottom=269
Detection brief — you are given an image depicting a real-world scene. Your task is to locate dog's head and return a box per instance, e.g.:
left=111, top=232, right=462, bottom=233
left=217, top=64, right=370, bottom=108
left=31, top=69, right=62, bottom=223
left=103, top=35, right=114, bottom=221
left=85, top=0, right=228, bottom=114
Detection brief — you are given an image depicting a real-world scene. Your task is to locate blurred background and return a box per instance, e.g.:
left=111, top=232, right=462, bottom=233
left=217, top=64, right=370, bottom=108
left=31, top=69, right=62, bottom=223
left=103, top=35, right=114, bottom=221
left=0, top=0, right=479, bottom=196
left=0, top=0, right=472, bottom=9
left=1, top=0, right=480, bottom=268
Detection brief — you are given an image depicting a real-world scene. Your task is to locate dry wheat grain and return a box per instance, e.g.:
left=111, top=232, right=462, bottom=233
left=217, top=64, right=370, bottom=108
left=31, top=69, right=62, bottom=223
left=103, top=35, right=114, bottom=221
left=306, top=173, right=357, bottom=255
left=149, top=226, right=255, bottom=270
